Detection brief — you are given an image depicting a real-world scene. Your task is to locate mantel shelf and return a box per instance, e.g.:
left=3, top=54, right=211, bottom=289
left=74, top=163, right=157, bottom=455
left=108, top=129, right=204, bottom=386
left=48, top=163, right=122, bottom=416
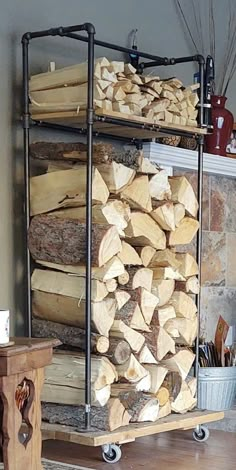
left=143, top=142, right=236, bottom=177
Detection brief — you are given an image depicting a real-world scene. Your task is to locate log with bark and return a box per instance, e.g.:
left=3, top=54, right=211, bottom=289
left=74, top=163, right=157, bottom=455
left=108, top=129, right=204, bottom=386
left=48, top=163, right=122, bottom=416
left=119, top=391, right=159, bottom=422
left=129, top=287, right=159, bottom=325
left=110, top=320, right=145, bottom=353
left=115, top=300, right=150, bottom=332
left=28, top=215, right=122, bottom=267
left=116, top=353, right=150, bottom=384
left=171, top=381, right=197, bottom=413
left=144, top=326, right=176, bottom=362
left=161, top=349, right=195, bottom=380
left=42, top=398, right=131, bottom=432
left=151, top=279, right=175, bottom=307
left=104, top=337, right=131, bottom=365
left=162, top=371, right=182, bottom=401
left=175, top=276, right=200, bottom=295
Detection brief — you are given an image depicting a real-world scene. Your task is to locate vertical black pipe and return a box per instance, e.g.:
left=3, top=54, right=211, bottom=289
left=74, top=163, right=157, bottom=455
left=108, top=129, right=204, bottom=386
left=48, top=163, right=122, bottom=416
left=22, top=37, right=32, bottom=337
left=195, top=59, right=205, bottom=403
left=85, top=26, right=95, bottom=429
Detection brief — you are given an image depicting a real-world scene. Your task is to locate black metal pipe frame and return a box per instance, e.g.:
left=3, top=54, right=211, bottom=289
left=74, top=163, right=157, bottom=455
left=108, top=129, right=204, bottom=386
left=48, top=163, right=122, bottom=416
left=22, top=23, right=206, bottom=430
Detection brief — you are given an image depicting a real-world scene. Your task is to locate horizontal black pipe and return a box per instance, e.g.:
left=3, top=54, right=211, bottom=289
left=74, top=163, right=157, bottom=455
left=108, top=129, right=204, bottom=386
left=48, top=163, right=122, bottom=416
left=22, top=23, right=95, bottom=42
left=139, top=54, right=205, bottom=71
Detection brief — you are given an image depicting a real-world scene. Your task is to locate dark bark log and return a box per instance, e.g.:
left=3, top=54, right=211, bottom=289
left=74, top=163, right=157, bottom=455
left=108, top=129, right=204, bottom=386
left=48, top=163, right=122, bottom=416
left=104, top=338, right=131, bottom=365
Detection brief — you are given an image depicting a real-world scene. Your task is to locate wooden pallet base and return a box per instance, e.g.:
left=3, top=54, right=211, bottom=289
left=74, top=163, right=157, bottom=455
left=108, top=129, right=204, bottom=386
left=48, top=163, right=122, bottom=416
left=41, top=410, right=224, bottom=447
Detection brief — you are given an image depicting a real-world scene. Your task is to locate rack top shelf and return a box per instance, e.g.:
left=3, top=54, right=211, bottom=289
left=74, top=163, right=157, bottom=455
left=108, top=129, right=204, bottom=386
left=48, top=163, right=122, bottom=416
left=31, top=109, right=208, bottom=140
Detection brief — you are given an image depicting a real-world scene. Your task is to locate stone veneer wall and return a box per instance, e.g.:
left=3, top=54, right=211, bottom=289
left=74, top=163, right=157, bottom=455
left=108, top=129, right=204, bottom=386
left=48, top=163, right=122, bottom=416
left=174, top=168, right=236, bottom=341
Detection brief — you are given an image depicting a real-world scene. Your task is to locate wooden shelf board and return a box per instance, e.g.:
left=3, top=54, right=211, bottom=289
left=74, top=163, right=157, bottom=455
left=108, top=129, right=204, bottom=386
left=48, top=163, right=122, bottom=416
left=31, top=109, right=207, bottom=139
left=41, top=410, right=224, bottom=447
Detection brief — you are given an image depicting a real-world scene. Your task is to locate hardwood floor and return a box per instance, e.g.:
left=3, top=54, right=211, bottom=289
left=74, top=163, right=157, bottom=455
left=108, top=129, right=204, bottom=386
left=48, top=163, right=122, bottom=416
left=43, top=429, right=235, bottom=470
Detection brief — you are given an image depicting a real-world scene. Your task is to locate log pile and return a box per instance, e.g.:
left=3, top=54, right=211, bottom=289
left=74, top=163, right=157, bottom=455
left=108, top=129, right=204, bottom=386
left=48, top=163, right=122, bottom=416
left=29, top=141, right=199, bottom=432
left=29, top=57, right=199, bottom=127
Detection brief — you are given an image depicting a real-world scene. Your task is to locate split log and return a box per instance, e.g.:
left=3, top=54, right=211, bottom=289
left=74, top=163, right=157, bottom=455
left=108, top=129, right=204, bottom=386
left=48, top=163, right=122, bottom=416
left=129, top=287, right=159, bottom=325
left=144, top=327, right=175, bottom=361
left=119, top=391, right=159, bottom=422
left=136, top=246, right=156, bottom=267
left=98, top=148, right=143, bottom=170
left=30, top=167, right=109, bottom=215
left=186, top=377, right=197, bottom=397
left=125, top=212, right=166, bottom=250
left=174, top=203, right=185, bottom=227
left=110, top=320, right=145, bottom=353
left=162, top=371, right=182, bottom=401
left=32, top=290, right=116, bottom=337
left=171, top=381, right=197, bottom=413
left=96, top=162, right=135, bottom=194
left=151, top=202, right=175, bottom=231
left=113, top=290, right=131, bottom=310
left=29, top=215, right=122, bottom=267
left=175, top=276, right=200, bottom=294
left=149, top=171, right=171, bottom=200
left=168, top=217, right=199, bottom=245
left=115, top=300, right=150, bottom=332
left=151, top=267, right=185, bottom=281
left=175, top=253, right=199, bottom=278
left=158, top=400, right=172, bottom=419
left=32, top=317, right=109, bottom=353
left=156, top=387, right=170, bottom=406
left=104, top=338, right=131, bottom=365
left=31, top=268, right=108, bottom=302
left=42, top=399, right=130, bottom=432
left=169, top=291, right=197, bottom=320
left=121, top=175, right=152, bottom=213
left=42, top=353, right=117, bottom=407
left=116, top=353, right=149, bottom=383
left=161, top=349, right=195, bottom=380
left=169, top=176, right=198, bottom=217
left=136, top=345, right=158, bottom=364
left=173, top=317, right=198, bottom=345
left=118, top=241, right=142, bottom=266
left=118, top=270, right=130, bottom=286
left=119, top=267, right=153, bottom=292
left=164, top=319, right=180, bottom=338
left=144, top=365, right=168, bottom=393
left=105, top=278, right=118, bottom=293
left=151, top=279, right=175, bottom=307
left=137, top=158, right=158, bottom=175
left=152, top=305, right=176, bottom=327
left=148, top=248, right=181, bottom=270
left=36, top=255, right=125, bottom=281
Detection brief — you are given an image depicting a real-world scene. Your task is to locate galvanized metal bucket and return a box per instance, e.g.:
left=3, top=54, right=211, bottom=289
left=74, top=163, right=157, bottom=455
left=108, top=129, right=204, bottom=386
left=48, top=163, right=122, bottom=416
left=198, top=367, right=236, bottom=411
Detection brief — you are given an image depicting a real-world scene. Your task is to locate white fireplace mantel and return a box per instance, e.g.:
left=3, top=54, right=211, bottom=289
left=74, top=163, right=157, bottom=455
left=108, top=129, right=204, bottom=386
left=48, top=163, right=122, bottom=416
left=142, top=142, right=236, bottom=177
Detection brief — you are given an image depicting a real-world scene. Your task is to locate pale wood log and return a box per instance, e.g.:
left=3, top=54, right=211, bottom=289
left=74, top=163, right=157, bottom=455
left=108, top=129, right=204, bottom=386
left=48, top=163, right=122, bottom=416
left=129, top=103, right=142, bottom=115
left=36, top=255, right=125, bottom=281
left=42, top=398, right=130, bottom=432
left=151, top=279, right=175, bottom=307
left=151, top=267, right=185, bottom=281
left=29, top=215, right=122, bottom=267
left=129, top=288, right=159, bottom=325
left=94, top=200, right=131, bottom=237
left=104, top=84, right=114, bottom=100
left=161, top=349, right=195, bottom=380
left=111, top=380, right=151, bottom=397
left=173, top=317, right=198, bottom=346
left=140, top=85, right=160, bottom=99
left=171, top=381, right=197, bottom=414
left=105, top=278, right=118, bottom=292
left=125, top=212, right=166, bottom=250
left=124, top=63, right=136, bottom=74
left=32, top=290, right=116, bottom=337
left=169, top=291, right=197, bottom=320
left=137, top=158, right=159, bottom=175
left=186, top=377, right=197, bottom=397
left=110, top=320, right=145, bottom=353
left=162, top=371, right=182, bottom=401
left=115, top=300, right=150, bottom=333
left=97, top=79, right=112, bottom=90
left=143, top=99, right=170, bottom=114
left=112, top=102, right=131, bottom=114
left=31, top=269, right=108, bottom=302
left=42, top=353, right=117, bottom=406
left=104, top=338, right=131, bottom=365
left=121, top=175, right=152, bottom=213
left=30, top=82, right=106, bottom=107
left=152, top=304, right=176, bottom=327
left=164, top=319, right=180, bottom=338
left=30, top=141, right=114, bottom=163
left=118, top=270, right=130, bottom=286
left=96, top=162, right=135, bottom=194
left=144, top=365, right=168, bottom=393
left=119, top=267, right=153, bottom=292
left=136, top=345, right=158, bottom=364
left=113, top=86, right=126, bottom=102
left=169, top=176, right=198, bottom=217
left=119, top=391, right=159, bottom=422
left=30, top=167, right=109, bottom=215
left=113, top=290, right=131, bottom=310
left=118, top=241, right=142, bottom=266
left=29, top=57, right=109, bottom=91
left=107, top=61, right=125, bottom=74
left=156, top=387, right=170, bottom=406
left=136, top=246, right=156, bottom=267
left=175, top=253, right=199, bottom=278
left=158, top=400, right=172, bottom=419
left=148, top=248, right=181, bottom=269
left=101, top=68, right=118, bottom=83
left=149, top=171, right=171, bottom=201
left=116, top=353, right=149, bottom=383
left=32, top=317, right=109, bottom=354
left=144, top=326, right=175, bottom=361
left=168, top=217, right=199, bottom=245
left=151, top=201, right=175, bottom=230
left=175, top=276, right=200, bottom=294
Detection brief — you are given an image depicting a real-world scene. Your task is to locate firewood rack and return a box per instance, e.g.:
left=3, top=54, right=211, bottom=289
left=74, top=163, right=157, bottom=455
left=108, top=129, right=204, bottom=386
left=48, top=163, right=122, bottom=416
left=21, top=22, right=223, bottom=464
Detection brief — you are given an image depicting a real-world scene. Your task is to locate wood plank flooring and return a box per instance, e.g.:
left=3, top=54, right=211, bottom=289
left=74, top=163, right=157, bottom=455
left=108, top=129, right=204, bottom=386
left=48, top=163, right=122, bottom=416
left=43, top=429, right=235, bottom=470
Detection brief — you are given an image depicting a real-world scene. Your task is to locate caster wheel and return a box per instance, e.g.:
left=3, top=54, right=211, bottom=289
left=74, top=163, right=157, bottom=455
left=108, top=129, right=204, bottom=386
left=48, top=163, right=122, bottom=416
left=193, top=426, right=210, bottom=442
left=102, top=444, right=122, bottom=463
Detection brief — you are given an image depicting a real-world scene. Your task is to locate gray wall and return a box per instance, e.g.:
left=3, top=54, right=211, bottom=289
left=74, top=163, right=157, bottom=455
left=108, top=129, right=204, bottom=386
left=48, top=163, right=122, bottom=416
left=0, top=0, right=235, bottom=333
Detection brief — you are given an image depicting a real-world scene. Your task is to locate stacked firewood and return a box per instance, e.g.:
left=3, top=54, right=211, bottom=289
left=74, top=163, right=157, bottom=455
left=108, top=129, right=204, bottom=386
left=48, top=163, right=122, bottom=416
left=29, top=57, right=199, bottom=126
left=29, top=141, right=200, bottom=432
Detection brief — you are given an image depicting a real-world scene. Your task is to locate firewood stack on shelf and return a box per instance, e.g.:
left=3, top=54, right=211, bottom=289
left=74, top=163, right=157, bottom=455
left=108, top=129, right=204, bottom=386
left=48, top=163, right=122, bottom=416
left=29, top=57, right=199, bottom=127
left=29, top=141, right=200, bottom=431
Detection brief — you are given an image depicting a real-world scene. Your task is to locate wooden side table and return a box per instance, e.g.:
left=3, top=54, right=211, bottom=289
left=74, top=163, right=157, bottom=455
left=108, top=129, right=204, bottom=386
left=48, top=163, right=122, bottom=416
left=0, top=338, right=59, bottom=470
